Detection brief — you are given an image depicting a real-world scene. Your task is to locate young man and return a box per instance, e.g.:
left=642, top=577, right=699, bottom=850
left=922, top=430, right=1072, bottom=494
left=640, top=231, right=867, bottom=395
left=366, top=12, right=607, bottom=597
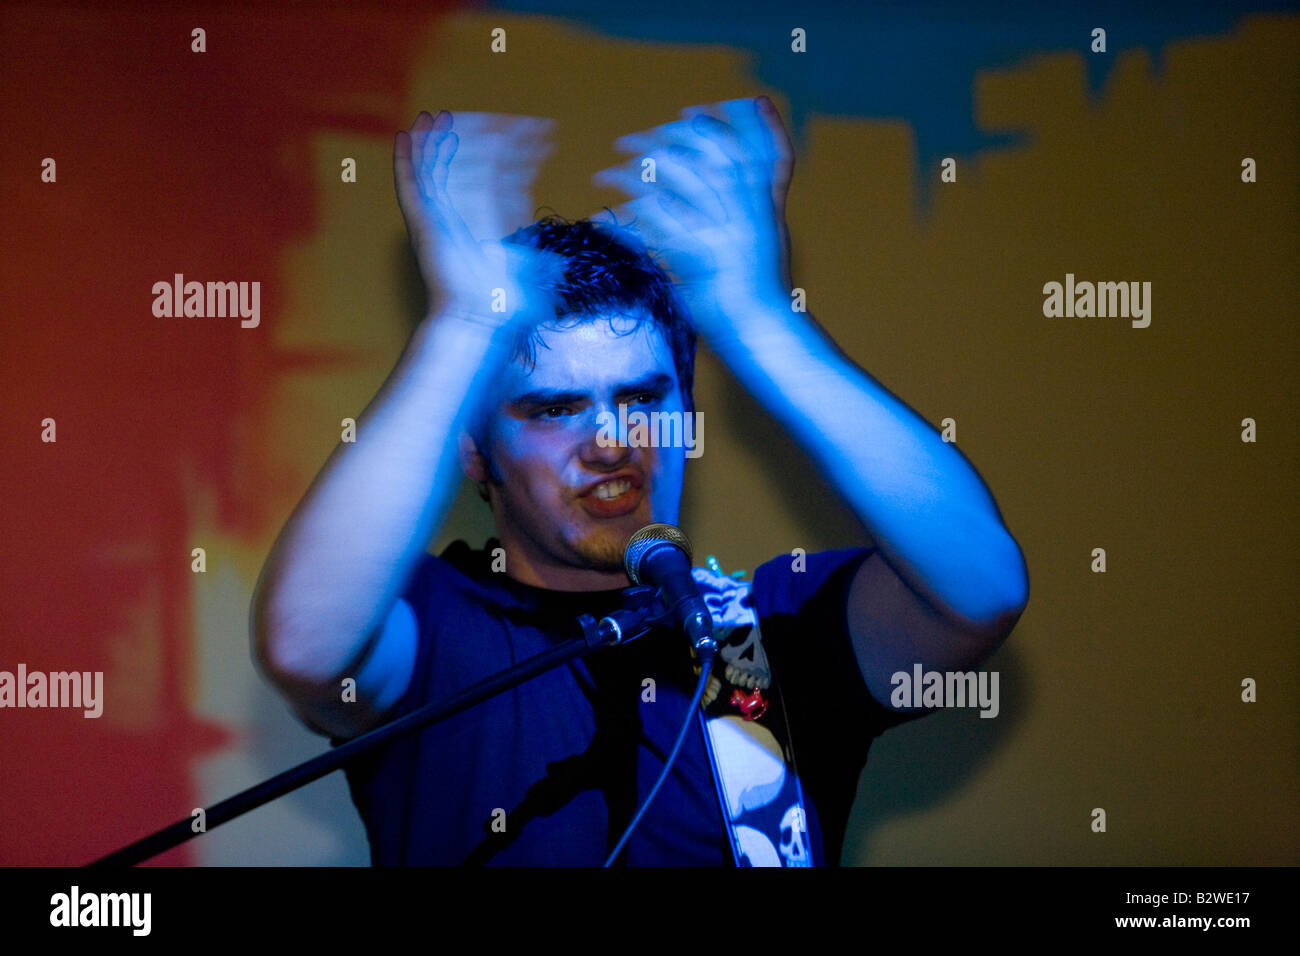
left=251, top=100, right=1029, bottom=865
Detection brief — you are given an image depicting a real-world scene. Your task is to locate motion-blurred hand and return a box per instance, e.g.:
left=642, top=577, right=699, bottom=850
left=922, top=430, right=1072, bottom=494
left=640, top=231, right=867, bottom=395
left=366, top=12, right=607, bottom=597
left=593, top=96, right=795, bottom=340
left=394, top=109, right=560, bottom=326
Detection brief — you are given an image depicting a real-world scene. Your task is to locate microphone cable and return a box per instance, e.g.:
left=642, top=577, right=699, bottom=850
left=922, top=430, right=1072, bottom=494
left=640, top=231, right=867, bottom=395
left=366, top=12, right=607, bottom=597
left=602, top=646, right=716, bottom=867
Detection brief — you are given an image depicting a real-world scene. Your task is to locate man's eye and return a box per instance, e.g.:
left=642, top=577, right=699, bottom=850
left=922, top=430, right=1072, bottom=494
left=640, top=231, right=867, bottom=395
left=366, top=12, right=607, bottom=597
left=629, top=392, right=658, bottom=406
left=537, top=406, right=570, bottom=419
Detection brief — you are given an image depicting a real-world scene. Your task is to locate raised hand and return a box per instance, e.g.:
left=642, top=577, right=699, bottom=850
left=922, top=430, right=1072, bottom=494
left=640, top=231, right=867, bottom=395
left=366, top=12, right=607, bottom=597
left=593, top=96, right=795, bottom=339
left=394, top=109, right=561, bottom=326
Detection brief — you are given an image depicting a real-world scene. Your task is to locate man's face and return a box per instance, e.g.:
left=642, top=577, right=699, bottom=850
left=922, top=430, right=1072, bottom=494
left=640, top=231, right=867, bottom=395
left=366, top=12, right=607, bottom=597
left=470, top=312, right=689, bottom=589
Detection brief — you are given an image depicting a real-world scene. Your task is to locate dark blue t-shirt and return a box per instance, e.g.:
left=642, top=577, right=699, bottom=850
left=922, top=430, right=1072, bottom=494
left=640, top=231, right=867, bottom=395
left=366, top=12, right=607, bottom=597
left=334, top=539, right=912, bottom=865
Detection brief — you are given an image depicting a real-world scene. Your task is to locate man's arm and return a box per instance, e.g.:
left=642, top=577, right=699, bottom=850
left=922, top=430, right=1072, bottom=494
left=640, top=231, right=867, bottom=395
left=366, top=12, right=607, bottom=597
left=251, top=312, right=512, bottom=739
left=251, top=110, right=556, bottom=739
left=706, top=303, right=1029, bottom=707
left=595, top=97, right=1027, bottom=709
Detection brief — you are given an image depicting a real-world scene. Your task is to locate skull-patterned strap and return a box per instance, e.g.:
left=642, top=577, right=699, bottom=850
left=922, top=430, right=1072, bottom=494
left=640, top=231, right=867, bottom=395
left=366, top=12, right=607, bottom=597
left=690, top=563, right=814, bottom=867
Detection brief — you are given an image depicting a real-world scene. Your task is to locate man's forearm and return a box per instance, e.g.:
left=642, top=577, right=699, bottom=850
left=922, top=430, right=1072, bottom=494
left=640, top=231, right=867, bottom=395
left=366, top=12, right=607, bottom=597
left=252, top=310, right=512, bottom=685
left=709, top=296, right=1028, bottom=629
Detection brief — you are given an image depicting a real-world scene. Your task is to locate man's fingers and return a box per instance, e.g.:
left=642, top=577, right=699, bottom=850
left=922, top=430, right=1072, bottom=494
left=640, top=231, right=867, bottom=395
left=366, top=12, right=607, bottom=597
left=653, top=187, right=716, bottom=237
left=616, top=108, right=776, bottom=217
left=430, top=129, right=458, bottom=196
left=397, top=113, right=478, bottom=260
left=679, top=102, right=723, bottom=122
left=756, top=97, right=793, bottom=168
left=394, top=129, right=414, bottom=182
left=613, top=126, right=738, bottom=200
left=614, top=120, right=725, bottom=160
left=686, top=113, right=749, bottom=168
left=395, top=109, right=562, bottom=311
left=595, top=151, right=729, bottom=226
left=440, top=113, right=556, bottom=179
left=756, top=96, right=795, bottom=208
left=701, top=97, right=793, bottom=227
left=718, top=98, right=773, bottom=166
left=409, top=110, right=436, bottom=175
left=426, top=135, right=483, bottom=259
left=394, top=129, right=439, bottom=256
left=681, top=97, right=789, bottom=171
left=606, top=194, right=709, bottom=264
left=430, top=112, right=555, bottom=236
left=652, top=148, right=733, bottom=223
left=393, top=130, right=417, bottom=208
left=603, top=196, right=675, bottom=249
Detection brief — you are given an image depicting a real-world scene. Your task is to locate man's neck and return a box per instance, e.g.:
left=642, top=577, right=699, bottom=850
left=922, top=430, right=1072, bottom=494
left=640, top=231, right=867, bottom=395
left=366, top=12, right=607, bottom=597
left=496, top=538, right=631, bottom=592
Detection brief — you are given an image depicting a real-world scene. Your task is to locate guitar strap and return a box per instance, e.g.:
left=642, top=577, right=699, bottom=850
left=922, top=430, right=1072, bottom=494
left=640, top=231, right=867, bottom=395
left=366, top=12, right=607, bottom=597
left=689, top=565, right=813, bottom=866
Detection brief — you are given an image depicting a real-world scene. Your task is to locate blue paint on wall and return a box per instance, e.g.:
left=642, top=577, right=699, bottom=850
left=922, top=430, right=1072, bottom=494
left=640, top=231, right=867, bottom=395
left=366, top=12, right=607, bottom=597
left=488, top=0, right=1299, bottom=213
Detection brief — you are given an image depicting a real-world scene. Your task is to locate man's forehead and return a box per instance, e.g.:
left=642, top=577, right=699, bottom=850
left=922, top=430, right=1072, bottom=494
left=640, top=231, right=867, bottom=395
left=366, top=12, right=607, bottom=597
left=504, top=314, right=677, bottom=393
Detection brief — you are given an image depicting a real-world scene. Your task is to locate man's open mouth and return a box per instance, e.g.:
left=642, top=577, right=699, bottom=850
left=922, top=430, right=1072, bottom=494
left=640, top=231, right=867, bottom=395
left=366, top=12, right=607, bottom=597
left=578, top=472, right=645, bottom=518
left=591, top=477, right=633, bottom=500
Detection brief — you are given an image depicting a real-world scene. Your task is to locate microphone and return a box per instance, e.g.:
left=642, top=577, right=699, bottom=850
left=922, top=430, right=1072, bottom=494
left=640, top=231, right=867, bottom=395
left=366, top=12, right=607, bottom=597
left=624, top=523, right=717, bottom=658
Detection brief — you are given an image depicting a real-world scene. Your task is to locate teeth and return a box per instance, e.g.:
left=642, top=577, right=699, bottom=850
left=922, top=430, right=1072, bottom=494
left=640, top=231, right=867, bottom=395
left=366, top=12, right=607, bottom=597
left=726, top=665, right=756, bottom=689
left=592, top=478, right=632, bottom=500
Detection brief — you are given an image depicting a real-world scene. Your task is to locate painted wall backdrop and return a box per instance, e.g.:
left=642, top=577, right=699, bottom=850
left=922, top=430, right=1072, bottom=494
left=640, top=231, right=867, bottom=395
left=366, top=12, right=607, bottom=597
left=1, top=1, right=1295, bottom=865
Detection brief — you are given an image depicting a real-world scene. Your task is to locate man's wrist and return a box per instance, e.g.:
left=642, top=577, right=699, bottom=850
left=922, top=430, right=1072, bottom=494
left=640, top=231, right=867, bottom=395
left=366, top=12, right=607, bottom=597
left=424, top=303, right=507, bottom=330
left=705, top=290, right=810, bottom=361
left=404, top=306, right=515, bottom=376
left=413, top=306, right=522, bottom=356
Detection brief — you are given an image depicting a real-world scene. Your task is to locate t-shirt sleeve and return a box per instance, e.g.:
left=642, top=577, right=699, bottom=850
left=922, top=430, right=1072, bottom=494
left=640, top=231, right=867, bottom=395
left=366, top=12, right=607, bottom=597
left=750, top=546, right=918, bottom=752
left=381, top=550, right=444, bottom=722
left=326, top=550, right=443, bottom=748
left=748, top=546, right=925, bottom=866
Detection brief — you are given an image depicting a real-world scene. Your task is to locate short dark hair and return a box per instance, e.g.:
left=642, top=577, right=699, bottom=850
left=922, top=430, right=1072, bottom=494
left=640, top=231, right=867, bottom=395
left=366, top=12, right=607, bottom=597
left=503, top=213, right=697, bottom=415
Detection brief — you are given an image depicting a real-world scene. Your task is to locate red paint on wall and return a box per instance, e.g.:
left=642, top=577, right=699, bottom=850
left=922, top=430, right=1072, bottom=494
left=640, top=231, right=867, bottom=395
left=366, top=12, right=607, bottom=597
left=0, top=3, right=456, bottom=865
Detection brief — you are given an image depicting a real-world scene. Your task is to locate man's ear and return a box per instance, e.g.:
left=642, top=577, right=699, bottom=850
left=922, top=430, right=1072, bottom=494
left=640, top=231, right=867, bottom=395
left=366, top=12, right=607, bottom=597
left=458, top=431, right=490, bottom=483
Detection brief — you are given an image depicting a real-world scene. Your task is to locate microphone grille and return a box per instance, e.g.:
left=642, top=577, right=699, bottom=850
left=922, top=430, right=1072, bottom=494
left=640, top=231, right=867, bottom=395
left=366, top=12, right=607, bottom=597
left=624, top=523, right=694, bottom=584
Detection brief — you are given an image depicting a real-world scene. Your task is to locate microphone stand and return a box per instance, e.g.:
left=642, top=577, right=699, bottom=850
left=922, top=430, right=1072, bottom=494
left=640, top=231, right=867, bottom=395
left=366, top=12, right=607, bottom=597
left=89, top=586, right=668, bottom=867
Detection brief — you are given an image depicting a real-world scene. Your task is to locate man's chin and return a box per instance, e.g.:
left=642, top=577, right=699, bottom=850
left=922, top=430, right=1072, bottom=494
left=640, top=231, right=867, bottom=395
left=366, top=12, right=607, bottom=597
left=570, top=535, right=630, bottom=574
left=569, top=521, right=642, bottom=574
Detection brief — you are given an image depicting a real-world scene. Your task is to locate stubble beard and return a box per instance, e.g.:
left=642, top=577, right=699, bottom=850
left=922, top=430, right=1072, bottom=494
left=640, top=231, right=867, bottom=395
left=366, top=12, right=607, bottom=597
left=496, top=481, right=644, bottom=578
left=568, top=525, right=630, bottom=574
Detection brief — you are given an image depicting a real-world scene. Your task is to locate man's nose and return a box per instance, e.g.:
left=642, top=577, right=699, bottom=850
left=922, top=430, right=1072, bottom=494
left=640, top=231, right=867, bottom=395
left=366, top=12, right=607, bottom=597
left=578, top=403, right=632, bottom=465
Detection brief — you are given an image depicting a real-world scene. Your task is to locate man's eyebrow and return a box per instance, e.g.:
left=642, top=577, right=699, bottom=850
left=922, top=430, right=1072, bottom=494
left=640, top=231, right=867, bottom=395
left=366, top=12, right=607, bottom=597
left=509, top=373, right=675, bottom=408
left=614, top=372, right=674, bottom=396
left=509, top=388, right=590, bottom=408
